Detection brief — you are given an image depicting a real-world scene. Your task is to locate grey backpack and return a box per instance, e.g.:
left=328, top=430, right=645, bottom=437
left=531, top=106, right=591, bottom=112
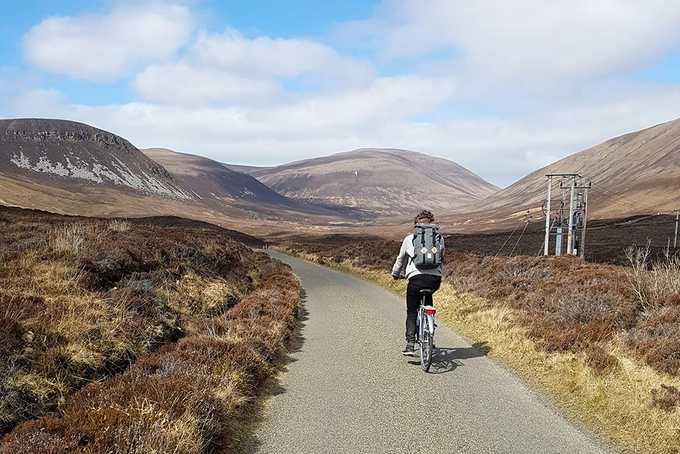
left=412, top=223, right=443, bottom=269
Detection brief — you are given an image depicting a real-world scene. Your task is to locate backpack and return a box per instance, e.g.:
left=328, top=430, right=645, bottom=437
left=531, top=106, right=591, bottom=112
left=412, top=223, right=443, bottom=269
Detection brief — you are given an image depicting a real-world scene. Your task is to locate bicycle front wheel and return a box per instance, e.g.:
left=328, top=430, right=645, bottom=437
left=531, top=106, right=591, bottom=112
left=420, top=325, right=433, bottom=372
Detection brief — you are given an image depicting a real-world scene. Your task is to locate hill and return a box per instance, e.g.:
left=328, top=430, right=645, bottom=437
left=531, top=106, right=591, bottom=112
left=143, top=148, right=294, bottom=205
left=442, top=118, right=680, bottom=230
left=0, top=119, right=191, bottom=199
left=142, top=148, right=361, bottom=220
left=0, top=119, right=367, bottom=233
left=227, top=148, right=499, bottom=215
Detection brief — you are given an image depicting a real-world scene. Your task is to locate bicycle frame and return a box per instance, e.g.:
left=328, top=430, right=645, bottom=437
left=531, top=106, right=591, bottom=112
left=417, top=305, right=436, bottom=343
left=416, top=293, right=436, bottom=372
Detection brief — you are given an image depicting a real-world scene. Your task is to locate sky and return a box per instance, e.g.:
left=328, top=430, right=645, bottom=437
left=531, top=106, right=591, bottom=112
left=3, top=1, right=680, bottom=187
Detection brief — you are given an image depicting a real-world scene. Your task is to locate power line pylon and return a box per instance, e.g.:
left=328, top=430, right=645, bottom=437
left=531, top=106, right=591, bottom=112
left=543, top=173, right=590, bottom=258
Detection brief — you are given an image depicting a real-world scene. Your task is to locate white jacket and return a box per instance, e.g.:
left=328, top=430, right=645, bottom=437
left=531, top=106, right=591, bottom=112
left=391, top=233, right=445, bottom=280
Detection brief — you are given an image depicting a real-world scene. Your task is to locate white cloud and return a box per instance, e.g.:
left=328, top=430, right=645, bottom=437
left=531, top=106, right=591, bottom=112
left=133, top=63, right=280, bottom=106
left=9, top=79, right=680, bottom=187
left=9, top=88, right=67, bottom=116
left=192, top=29, right=374, bottom=84
left=131, top=28, right=375, bottom=107
left=343, top=0, right=680, bottom=90
left=12, top=1, right=680, bottom=188
left=24, top=3, right=194, bottom=81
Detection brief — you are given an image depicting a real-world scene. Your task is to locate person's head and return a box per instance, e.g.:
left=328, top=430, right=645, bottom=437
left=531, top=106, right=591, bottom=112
left=414, top=210, right=435, bottom=225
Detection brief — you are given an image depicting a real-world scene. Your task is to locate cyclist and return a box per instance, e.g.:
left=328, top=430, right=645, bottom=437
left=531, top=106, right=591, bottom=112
left=391, top=210, right=444, bottom=356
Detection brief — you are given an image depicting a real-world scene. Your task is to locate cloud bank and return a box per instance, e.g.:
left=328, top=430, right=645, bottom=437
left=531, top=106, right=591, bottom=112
left=10, top=1, right=680, bottom=186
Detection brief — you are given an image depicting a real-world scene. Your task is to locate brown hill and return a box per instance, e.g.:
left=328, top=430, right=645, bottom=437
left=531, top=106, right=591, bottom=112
left=228, top=148, right=498, bottom=216
left=442, top=117, right=680, bottom=231
left=143, top=148, right=293, bottom=205
left=143, top=148, right=366, bottom=219
left=0, top=119, right=366, bottom=235
left=0, top=119, right=192, bottom=199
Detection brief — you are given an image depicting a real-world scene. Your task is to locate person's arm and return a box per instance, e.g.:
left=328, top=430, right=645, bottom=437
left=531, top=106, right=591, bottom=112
left=391, top=237, right=408, bottom=278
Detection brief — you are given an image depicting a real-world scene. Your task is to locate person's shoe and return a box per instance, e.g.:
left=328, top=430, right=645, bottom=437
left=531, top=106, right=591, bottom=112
left=402, top=342, right=415, bottom=356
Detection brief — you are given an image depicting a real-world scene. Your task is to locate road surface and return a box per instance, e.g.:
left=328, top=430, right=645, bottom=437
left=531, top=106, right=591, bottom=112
left=254, top=251, right=607, bottom=453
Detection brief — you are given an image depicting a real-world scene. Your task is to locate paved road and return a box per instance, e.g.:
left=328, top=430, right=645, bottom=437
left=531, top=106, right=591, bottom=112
left=254, top=252, right=607, bottom=453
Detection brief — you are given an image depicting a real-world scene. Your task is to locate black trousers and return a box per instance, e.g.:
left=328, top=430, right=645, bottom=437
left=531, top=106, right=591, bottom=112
left=405, top=274, right=441, bottom=342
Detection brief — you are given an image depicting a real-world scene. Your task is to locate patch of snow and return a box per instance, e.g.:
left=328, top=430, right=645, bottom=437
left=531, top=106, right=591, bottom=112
left=239, top=188, right=256, bottom=198
left=10, top=151, right=31, bottom=169
left=9, top=151, right=192, bottom=200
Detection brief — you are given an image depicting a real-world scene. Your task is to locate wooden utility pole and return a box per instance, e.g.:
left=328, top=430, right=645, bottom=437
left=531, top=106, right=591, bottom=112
left=567, top=177, right=577, bottom=255
left=675, top=210, right=679, bottom=249
left=544, top=176, right=552, bottom=256
left=579, top=184, right=590, bottom=259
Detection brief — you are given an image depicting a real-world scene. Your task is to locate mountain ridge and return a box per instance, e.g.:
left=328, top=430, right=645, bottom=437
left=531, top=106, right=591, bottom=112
left=226, top=147, right=499, bottom=215
left=0, top=118, right=192, bottom=199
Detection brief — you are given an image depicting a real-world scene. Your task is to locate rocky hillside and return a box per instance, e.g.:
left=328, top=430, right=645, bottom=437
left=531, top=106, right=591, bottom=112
left=1, top=119, right=192, bottom=199
left=228, top=148, right=498, bottom=216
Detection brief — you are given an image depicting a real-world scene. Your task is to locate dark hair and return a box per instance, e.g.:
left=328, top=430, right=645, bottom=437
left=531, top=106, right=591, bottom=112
left=414, top=210, right=435, bottom=225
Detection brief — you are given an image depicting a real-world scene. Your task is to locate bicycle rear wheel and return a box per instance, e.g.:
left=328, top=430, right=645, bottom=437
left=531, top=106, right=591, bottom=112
left=420, top=323, right=433, bottom=372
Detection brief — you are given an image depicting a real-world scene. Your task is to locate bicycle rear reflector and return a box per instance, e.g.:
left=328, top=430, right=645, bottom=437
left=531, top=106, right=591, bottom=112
left=424, top=308, right=436, bottom=315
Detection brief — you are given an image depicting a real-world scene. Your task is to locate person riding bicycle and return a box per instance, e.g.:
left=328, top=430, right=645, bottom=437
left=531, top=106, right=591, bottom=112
left=391, top=210, right=444, bottom=356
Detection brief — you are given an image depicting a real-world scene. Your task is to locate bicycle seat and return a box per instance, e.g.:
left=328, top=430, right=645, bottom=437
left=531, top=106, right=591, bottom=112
left=419, top=289, right=434, bottom=295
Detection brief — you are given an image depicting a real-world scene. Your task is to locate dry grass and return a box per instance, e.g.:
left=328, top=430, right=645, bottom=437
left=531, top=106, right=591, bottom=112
left=0, top=206, right=300, bottom=452
left=278, top=239, right=680, bottom=454
left=625, top=245, right=680, bottom=310
left=1, top=261, right=300, bottom=453
left=107, top=219, right=131, bottom=232
left=49, top=223, right=90, bottom=254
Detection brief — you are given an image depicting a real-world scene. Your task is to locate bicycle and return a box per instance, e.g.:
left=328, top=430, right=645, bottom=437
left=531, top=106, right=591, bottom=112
left=415, top=289, right=437, bottom=372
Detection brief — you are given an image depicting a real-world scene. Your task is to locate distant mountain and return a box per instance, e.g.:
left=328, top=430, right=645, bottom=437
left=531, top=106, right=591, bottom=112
left=227, top=148, right=499, bottom=216
left=143, top=148, right=367, bottom=219
left=0, top=119, right=191, bottom=199
left=0, top=119, right=365, bottom=232
left=143, top=148, right=290, bottom=204
left=442, top=117, right=680, bottom=230
left=226, top=163, right=273, bottom=175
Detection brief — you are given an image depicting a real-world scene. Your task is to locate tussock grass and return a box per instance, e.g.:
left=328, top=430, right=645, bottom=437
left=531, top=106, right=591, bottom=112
left=280, top=246, right=680, bottom=454
left=626, top=245, right=680, bottom=310
left=2, top=261, right=300, bottom=453
left=1, top=206, right=298, bottom=452
left=49, top=223, right=89, bottom=254
left=107, top=219, right=131, bottom=232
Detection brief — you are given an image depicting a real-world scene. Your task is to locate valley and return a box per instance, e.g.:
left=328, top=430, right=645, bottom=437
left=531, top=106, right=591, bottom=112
left=2, top=115, right=680, bottom=453
left=7, top=3, right=680, bottom=453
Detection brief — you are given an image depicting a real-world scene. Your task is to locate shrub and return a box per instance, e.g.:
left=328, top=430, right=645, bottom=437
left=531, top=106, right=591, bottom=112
left=584, top=346, right=619, bottom=375
left=2, top=261, right=300, bottom=453
left=0, top=207, right=267, bottom=439
left=627, top=306, right=680, bottom=375
left=625, top=245, right=680, bottom=310
left=651, top=384, right=680, bottom=412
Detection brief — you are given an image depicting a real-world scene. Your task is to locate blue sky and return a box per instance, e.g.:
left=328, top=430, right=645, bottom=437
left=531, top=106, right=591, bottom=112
left=4, top=0, right=680, bottom=186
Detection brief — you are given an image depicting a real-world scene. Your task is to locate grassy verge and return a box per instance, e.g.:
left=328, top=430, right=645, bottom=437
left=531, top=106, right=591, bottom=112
left=279, top=247, right=680, bottom=454
left=0, top=207, right=301, bottom=452
left=1, top=261, right=299, bottom=453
